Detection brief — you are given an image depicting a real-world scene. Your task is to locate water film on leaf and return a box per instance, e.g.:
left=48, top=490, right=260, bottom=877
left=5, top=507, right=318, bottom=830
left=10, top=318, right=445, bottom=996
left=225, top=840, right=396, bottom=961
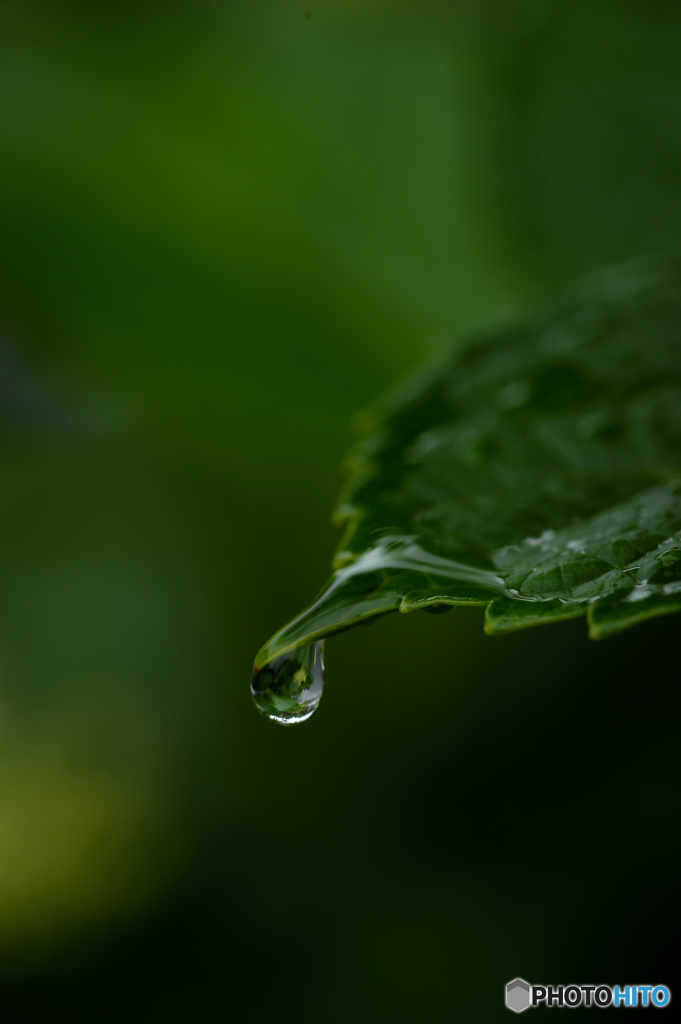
left=253, top=256, right=681, bottom=721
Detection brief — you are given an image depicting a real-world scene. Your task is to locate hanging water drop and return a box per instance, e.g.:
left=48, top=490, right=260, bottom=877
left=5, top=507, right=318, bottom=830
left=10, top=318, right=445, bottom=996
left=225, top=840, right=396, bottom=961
left=250, top=641, right=325, bottom=725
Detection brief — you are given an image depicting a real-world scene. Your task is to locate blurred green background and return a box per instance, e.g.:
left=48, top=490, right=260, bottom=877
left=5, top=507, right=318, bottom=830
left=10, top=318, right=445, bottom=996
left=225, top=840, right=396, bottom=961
left=0, top=1, right=679, bottom=1019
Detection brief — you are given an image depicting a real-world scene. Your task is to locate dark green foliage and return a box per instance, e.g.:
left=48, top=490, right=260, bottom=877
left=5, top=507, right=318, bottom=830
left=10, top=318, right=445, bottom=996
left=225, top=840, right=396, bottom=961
left=257, top=258, right=681, bottom=666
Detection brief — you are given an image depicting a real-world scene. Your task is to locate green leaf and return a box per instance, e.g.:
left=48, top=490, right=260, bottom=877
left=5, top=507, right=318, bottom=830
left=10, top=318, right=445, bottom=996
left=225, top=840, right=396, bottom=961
left=256, top=257, right=681, bottom=667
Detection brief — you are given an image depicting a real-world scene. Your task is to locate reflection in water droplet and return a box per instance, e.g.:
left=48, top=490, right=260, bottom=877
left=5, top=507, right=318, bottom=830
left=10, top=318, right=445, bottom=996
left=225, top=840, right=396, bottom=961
left=251, top=642, right=324, bottom=725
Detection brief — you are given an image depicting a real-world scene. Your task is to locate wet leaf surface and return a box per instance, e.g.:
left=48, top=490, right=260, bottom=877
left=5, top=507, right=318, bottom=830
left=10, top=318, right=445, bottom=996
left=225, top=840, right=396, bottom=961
left=257, top=258, right=681, bottom=665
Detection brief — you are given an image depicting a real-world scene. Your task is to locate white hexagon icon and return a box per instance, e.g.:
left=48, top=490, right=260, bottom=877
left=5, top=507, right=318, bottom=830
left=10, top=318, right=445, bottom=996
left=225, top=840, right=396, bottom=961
left=506, top=978, right=531, bottom=1013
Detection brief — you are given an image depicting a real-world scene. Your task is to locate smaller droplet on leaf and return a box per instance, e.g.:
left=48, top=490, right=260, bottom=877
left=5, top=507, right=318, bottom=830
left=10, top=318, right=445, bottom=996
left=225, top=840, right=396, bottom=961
left=251, top=642, right=324, bottom=725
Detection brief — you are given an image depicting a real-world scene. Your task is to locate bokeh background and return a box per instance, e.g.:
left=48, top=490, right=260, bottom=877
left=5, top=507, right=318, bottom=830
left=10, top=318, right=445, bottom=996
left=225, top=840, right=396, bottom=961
left=0, top=1, right=679, bottom=1019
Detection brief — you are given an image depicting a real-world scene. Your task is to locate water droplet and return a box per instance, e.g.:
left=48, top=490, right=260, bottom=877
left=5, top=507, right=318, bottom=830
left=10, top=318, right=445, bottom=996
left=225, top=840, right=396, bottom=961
left=251, top=642, right=324, bottom=725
